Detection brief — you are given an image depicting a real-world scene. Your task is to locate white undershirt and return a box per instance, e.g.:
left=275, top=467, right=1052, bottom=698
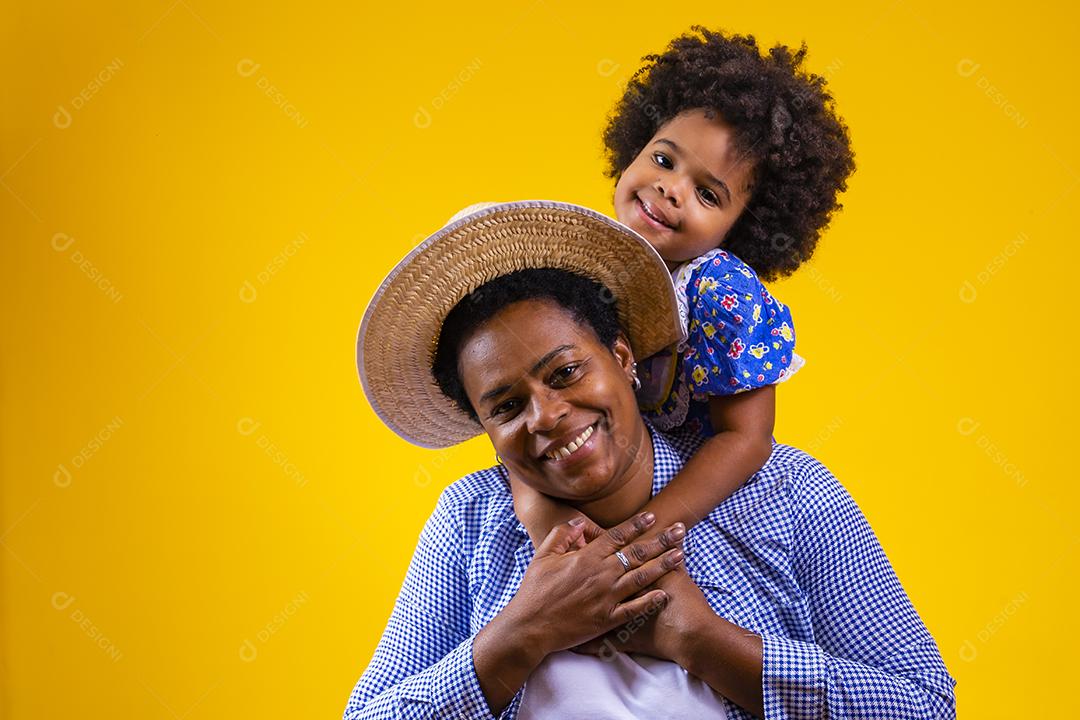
left=517, top=650, right=730, bottom=719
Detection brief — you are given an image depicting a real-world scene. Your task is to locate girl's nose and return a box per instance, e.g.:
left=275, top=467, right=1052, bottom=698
left=655, top=178, right=681, bottom=207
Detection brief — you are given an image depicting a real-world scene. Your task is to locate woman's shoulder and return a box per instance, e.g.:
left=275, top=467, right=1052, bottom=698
left=432, top=466, right=523, bottom=579
left=760, top=444, right=826, bottom=479
left=436, top=465, right=511, bottom=513
left=754, top=444, right=862, bottom=518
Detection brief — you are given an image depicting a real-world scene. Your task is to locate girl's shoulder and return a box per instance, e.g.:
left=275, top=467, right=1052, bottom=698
left=687, top=246, right=758, bottom=280
left=673, top=248, right=803, bottom=397
left=674, top=248, right=789, bottom=324
left=675, top=248, right=768, bottom=299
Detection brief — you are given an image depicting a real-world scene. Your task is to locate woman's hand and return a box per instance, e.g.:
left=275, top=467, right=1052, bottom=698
left=572, top=567, right=714, bottom=664
left=572, top=569, right=766, bottom=716
left=502, top=512, right=687, bottom=658
left=473, top=512, right=686, bottom=713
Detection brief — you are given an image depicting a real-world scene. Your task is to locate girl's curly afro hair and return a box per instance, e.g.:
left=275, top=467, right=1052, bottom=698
left=603, top=27, right=855, bottom=281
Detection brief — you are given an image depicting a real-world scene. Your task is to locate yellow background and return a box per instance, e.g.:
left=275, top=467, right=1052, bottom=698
left=2, top=1, right=1075, bottom=717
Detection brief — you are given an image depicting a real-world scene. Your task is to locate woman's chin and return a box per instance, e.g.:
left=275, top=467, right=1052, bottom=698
left=513, top=414, right=644, bottom=504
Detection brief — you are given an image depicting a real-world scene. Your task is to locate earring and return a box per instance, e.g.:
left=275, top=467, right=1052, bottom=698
left=495, top=452, right=503, bottom=465
left=631, top=362, right=641, bottom=391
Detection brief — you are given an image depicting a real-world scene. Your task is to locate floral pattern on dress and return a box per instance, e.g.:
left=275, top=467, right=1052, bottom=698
left=638, top=248, right=804, bottom=435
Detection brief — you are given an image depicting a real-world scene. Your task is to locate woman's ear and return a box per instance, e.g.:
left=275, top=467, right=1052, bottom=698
left=611, top=332, right=636, bottom=381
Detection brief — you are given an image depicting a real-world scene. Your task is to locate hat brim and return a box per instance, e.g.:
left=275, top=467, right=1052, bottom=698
left=357, top=200, right=684, bottom=448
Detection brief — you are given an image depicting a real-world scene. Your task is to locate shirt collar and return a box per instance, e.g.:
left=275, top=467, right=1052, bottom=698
left=647, top=420, right=684, bottom=498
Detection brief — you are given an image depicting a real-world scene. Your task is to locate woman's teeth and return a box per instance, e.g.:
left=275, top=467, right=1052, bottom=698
left=546, top=425, right=595, bottom=461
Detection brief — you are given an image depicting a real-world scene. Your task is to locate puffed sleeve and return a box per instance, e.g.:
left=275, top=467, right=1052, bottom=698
left=677, top=250, right=802, bottom=396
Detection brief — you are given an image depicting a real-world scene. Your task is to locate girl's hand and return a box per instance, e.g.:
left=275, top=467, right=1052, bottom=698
left=510, top=474, right=602, bottom=549
left=502, top=512, right=687, bottom=658
left=569, top=513, right=607, bottom=550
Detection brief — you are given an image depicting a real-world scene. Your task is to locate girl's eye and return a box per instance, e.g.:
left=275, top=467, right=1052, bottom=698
left=697, top=187, right=720, bottom=206
left=652, top=152, right=673, bottom=169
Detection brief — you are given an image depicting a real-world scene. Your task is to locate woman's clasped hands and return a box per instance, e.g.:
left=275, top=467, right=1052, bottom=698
left=501, top=511, right=692, bottom=659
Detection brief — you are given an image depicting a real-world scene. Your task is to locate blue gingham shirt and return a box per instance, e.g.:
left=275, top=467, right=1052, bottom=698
left=344, top=426, right=956, bottom=719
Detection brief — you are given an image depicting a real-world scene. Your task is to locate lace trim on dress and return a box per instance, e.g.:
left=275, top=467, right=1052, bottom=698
left=671, top=248, right=729, bottom=352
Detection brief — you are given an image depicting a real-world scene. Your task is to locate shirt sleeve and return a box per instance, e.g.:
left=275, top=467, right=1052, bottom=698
left=681, top=254, right=799, bottom=396
left=759, top=459, right=957, bottom=719
left=342, top=492, right=512, bottom=720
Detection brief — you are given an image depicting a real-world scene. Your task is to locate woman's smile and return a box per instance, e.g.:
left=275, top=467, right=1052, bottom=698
left=532, top=414, right=624, bottom=502
left=456, top=298, right=654, bottom=516
left=540, top=421, right=598, bottom=462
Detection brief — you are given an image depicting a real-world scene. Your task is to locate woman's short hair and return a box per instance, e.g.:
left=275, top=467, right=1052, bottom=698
left=432, top=268, right=623, bottom=419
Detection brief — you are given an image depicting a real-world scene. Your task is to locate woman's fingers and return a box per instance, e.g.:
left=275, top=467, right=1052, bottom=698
left=614, top=547, right=685, bottom=595
left=589, top=511, right=657, bottom=556
left=615, top=522, right=686, bottom=570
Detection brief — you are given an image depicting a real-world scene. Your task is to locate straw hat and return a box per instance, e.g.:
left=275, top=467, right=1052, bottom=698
left=356, top=200, right=683, bottom=448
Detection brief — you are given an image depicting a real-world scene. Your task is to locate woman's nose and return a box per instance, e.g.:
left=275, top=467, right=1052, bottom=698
left=524, top=391, right=569, bottom=435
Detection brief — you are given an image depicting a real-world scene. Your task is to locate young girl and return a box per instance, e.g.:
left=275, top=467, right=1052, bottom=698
left=513, top=27, right=855, bottom=548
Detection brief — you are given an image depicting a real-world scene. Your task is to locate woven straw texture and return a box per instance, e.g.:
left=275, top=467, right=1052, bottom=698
left=357, top=201, right=682, bottom=448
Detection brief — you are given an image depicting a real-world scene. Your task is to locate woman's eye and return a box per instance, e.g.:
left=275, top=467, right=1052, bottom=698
left=652, top=152, right=673, bottom=169
left=698, top=187, right=719, bottom=206
left=491, top=399, right=520, bottom=418
left=552, top=364, right=580, bottom=384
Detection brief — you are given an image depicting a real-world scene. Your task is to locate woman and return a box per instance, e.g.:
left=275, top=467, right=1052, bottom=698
left=346, top=201, right=956, bottom=719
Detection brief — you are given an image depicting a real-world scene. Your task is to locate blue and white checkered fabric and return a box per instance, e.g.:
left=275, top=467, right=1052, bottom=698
left=344, top=426, right=956, bottom=719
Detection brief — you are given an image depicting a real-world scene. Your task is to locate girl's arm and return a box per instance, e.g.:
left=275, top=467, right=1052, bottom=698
left=509, top=473, right=585, bottom=549
left=511, top=385, right=776, bottom=546
left=639, top=384, right=775, bottom=533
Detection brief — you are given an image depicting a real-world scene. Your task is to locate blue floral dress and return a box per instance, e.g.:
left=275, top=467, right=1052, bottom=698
left=637, top=248, right=803, bottom=436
